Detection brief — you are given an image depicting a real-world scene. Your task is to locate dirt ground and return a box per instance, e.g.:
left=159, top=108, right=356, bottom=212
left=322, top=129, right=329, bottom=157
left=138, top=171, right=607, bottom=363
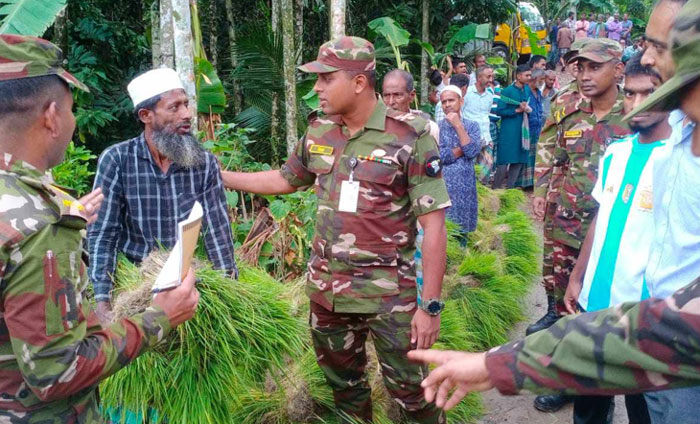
left=475, top=196, right=629, bottom=424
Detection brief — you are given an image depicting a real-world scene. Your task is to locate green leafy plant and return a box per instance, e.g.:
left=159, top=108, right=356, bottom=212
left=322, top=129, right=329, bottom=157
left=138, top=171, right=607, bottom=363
left=0, top=0, right=66, bottom=35
left=51, top=141, right=96, bottom=196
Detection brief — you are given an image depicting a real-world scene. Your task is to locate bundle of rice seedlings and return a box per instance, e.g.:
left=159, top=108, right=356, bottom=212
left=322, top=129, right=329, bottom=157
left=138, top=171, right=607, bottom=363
left=495, top=211, right=540, bottom=263
left=497, top=188, right=526, bottom=214
left=101, top=253, right=306, bottom=424
left=457, top=251, right=501, bottom=281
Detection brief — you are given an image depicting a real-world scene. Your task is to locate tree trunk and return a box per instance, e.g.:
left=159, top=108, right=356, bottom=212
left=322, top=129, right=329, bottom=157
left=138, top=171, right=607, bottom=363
left=270, top=0, right=280, bottom=156
left=420, top=0, right=429, bottom=106
left=53, top=7, right=68, bottom=55
left=172, top=0, right=197, bottom=126
left=224, top=0, right=242, bottom=114
left=295, top=0, right=303, bottom=65
left=282, top=0, right=298, bottom=156
left=209, top=0, right=218, bottom=68
left=160, top=0, right=175, bottom=67
left=329, top=0, right=345, bottom=38
left=151, top=0, right=161, bottom=66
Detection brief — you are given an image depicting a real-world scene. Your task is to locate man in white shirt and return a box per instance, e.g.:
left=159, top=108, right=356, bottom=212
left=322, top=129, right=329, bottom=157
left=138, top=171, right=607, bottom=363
left=463, top=66, right=495, bottom=179
left=468, top=54, right=487, bottom=88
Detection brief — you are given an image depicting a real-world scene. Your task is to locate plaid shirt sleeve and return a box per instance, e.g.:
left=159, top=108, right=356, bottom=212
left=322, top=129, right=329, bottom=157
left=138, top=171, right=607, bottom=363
left=87, top=147, right=125, bottom=302
left=434, top=101, right=445, bottom=123
left=201, top=155, right=238, bottom=277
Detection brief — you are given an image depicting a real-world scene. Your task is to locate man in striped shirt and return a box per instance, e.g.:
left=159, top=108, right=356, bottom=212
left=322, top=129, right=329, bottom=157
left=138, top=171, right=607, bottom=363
left=563, top=53, right=670, bottom=424
left=88, top=69, right=237, bottom=321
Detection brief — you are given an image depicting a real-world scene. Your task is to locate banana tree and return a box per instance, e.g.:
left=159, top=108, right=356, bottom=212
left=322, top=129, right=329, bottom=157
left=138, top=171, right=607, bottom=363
left=0, top=0, right=66, bottom=36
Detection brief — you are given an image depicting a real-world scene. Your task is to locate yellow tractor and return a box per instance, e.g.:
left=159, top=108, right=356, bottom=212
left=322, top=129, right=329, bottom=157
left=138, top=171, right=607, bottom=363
left=493, top=2, right=550, bottom=63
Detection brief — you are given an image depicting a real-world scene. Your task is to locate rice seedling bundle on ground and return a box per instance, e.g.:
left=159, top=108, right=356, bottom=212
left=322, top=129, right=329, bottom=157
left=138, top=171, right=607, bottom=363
left=101, top=254, right=306, bottom=424
left=102, top=184, right=539, bottom=424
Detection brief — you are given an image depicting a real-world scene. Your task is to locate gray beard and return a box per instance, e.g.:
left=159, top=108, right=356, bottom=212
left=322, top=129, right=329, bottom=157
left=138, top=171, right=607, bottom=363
left=152, top=128, right=206, bottom=168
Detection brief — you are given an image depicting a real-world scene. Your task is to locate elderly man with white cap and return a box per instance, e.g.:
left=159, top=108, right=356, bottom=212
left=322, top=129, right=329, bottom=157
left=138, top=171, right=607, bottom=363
left=88, top=68, right=237, bottom=321
left=437, top=83, right=482, bottom=243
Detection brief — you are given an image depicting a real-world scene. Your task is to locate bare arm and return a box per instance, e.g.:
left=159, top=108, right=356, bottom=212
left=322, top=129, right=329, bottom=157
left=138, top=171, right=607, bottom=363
left=411, top=209, right=447, bottom=349
left=221, top=170, right=297, bottom=195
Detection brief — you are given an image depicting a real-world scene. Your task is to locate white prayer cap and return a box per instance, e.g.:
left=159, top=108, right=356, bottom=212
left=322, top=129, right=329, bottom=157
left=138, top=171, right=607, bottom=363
left=441, top=85, right=463, bottom=98
left=127, top=68, right=185, bottom=109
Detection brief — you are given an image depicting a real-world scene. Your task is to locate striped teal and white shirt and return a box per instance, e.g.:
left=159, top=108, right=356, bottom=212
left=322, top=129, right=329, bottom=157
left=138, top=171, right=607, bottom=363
left=578, top=133, right=666, bottom=311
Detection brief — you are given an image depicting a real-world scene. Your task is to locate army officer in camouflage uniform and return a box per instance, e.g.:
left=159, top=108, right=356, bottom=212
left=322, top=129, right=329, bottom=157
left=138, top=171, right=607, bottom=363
left=222, top=36, right=450, bottom=423
left=0, top=35, right=200, bottom=423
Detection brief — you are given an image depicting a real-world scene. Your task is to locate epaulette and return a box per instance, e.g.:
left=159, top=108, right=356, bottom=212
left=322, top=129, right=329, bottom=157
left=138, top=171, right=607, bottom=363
left=386, top=107, right=429, bottom=136
left=307, top=109, right=340, bottom=127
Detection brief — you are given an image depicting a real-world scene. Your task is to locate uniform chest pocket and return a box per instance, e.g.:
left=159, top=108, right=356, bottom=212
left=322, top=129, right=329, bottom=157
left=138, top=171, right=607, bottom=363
left=353, top=161, right=399, bottom=211
left=307, top=154, right=336, bottom=175
left=564, top=134, right=590, bottom=154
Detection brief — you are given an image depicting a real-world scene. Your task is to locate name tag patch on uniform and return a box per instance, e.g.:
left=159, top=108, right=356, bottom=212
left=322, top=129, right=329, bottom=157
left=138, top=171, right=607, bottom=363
left=564, top=130, right=583, bottom=138
left=309, top=144, right=334, bottom=155
left=425, top=156, right=442, bottom=177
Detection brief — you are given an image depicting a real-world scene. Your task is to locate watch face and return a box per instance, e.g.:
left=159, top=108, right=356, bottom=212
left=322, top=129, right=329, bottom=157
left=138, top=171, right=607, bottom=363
left=427, top=301, right=441, bottom=314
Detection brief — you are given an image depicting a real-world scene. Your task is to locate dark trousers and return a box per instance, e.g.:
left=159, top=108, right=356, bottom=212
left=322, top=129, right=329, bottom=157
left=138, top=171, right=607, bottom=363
left=492, top=163, right=525, bottom=189
left=574, top=394, right=651, bottom=424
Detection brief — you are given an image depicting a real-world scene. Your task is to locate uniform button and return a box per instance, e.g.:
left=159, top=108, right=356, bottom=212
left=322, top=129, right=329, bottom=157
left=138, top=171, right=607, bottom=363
left=18, top=389, right=29, bottom=398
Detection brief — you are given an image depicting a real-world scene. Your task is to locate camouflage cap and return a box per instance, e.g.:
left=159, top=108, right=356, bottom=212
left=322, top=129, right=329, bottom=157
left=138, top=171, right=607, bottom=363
left=626, top=0, right=700, bottom=118
left=299, top=36, right=376, bottom=73
left=563, top=38, right=595, bottom=64
left=0, top=34, right=89, bottom=92
left=567, top=38, right=623, bottom=64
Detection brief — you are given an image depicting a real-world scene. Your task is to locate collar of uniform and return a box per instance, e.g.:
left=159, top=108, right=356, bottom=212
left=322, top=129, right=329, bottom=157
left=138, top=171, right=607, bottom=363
left=364, top=96, right=387, bottom=131
left=0, top=152, right=52, bottom=186
left=577, top=86, right=624, bottom=115
left=136, top=132, right=153, bottom=160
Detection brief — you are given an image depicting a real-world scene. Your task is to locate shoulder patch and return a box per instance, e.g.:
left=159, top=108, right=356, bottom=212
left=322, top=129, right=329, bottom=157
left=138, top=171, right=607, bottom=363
left=425, top=156, right=442, bottom=177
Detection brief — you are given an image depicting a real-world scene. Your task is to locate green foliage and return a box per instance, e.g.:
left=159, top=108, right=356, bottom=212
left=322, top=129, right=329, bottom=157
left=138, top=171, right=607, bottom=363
left=0, top=0, right=65, bottom=35
left=458, top=251, right=501, bottom=280
left=195, top=57, right=226, bottom=114
left=445, top=23, right=492, bottom=53
left=51, top=141, right=96, bottom=196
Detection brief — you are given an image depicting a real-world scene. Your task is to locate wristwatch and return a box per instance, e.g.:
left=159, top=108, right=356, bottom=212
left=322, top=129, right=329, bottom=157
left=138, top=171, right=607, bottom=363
left=420, top=298, right=445, bottom=316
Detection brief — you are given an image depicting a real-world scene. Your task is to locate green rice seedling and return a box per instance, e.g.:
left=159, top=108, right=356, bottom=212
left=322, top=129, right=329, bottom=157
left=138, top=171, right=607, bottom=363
left=102, top=254, right=306, bottom=424
left=434, top=301, right=478, bottom=352
left=476, top=183, right=501, bottom=219
left=446, top=392, right=483, bottom=423
left=503, top=255, right=539, bottom=284
left=494, top=211, right=540, bottom=263
left=458, top=251, right=501, bottom=281
left=498, top=188, right=526, bottom=214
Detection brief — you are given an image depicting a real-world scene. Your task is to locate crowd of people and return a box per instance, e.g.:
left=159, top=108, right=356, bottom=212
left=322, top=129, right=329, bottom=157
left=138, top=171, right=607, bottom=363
left=2, top=0, right=700, bottom=423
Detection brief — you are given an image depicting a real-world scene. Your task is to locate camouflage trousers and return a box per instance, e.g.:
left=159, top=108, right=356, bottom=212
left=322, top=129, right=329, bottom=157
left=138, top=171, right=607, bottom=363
left=0, top=402, right=103, bottom=423
left=310, top=301, right=445, bottom=424
left=551, top=241, right=580, bottom=316
left=541, top=202, right=559, bottom=294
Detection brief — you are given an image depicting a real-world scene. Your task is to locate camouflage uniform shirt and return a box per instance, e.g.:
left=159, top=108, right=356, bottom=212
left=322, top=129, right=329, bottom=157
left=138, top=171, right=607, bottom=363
left=534, top=89, right=630, bottom=248
left=0, top=154, right=172, bottom=423
left=281, top=99, right=451, bottom=314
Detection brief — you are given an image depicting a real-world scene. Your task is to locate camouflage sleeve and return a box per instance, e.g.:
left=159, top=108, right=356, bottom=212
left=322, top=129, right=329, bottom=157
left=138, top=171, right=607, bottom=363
left=3, top=237, right=172, bottom=402
left=280, top=135, right=316, bottom=188
left=408, top=131, right=451, bottom=216
left=534, top=111, right=557, bottom=199
left=485, top=276, right=700, bottom=396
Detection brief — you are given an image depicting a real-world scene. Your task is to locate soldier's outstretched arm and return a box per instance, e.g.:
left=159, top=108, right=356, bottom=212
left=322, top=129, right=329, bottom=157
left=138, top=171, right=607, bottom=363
left=1, top=248, right=195, bottom=402
left=410, top=275, right=700, bottom=409
left=221, top=170, right=297, bottom=195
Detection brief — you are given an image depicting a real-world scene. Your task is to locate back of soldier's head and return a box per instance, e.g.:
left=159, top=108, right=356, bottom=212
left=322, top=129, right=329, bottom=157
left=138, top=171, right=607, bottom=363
left=0, top=75, right=69, bottom=134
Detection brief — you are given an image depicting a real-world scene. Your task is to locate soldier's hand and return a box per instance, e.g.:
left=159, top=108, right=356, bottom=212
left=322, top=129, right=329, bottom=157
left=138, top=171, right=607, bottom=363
left=78, top=188, right=104, bottom=226
left=411, top=309, right=441, bottom=349
left=408, top=349, right=494, bottom=410
left=153, top=268, right=200, bottom=328
left=532, top=196, right=546, bottom=221
left=564, top=277, right=583, bottom=315
left=446, top=112, right=463, bottom=130
left=95, top=301, right=113, bottom=324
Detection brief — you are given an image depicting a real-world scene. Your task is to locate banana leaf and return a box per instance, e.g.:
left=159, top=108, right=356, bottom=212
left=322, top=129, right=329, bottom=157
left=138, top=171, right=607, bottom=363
left=195, top=57, right=226, bottom=114
left=525, top=25, right=547, bottom=56
left=368, top=16, right=411, bottom=48
left=0, top=0, right=66, bottom=36
left=445, top=23, right=492, bottom=53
